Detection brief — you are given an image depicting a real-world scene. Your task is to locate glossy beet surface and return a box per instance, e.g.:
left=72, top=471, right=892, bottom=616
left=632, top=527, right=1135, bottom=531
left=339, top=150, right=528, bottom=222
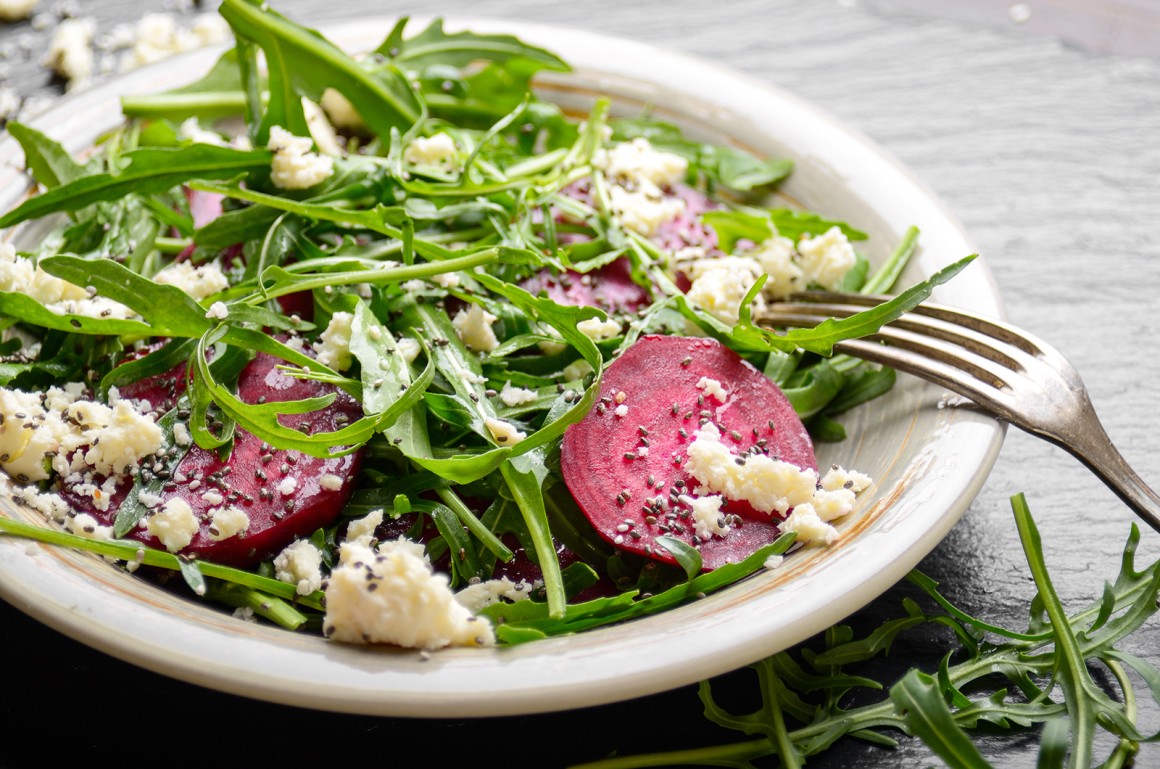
left=67, top=351, right=363, bottom=566
left=561, top=335, right=816, bottom=571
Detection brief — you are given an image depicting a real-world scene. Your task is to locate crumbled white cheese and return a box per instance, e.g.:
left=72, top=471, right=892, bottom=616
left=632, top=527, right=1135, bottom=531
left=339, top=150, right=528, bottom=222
left=684, top=256, right=766, bottom=326
left=277, top=476, right=297, bottom=496
left=319, top=473, right=343, bottom=492
left=46, top=17, right=94, bottom=89
left=273, top=539, right=324, bottom=596
left=593, top=137, right=688, bottom=189
left=820, top=465, right=873, bottom=493
left=344, top=509, right=383, bottom=546
left=796, top=227, right=857, bottom=290
left=613, top=404, right=629, bottom=418
left=763, top=554, right=785, bottom=571
left=172, top=422, right=192, bottom=447
left=684, top=422, right=816, bottom=516
left=404, top=132, right=458, bottom=169
left=146, top=497, right=199, bottom=553
left=5, top=485, right=69, bottom=523
left=120, top=12, right=229, bottom=72
left=779, top=503, right=838, bottom=545
left=302, top=97, right=343, bottom=157
left=484, top=417, right=526, bottom=446
left=320, top=88, right=364, bottom=131
left=458, top=369, right=487, bottom=386
left=176, top=117, right=227, bottom=147
left=204, top=301, right=229, bottom=320
left=201, top=490, right=225, bottom=506
left=696, top=377, right=728, bottom=403
left=499, top=381, right=538, bottom=408
left=153, top=260, right=229, bottom=300
left=576, top=316, right=621, bottom=341
left=1, top=385, right=163, bottom=485
left=322, top=538, right=494, bottom=649
left=430, top=271, right=460, bottom=288
left=0, top=243, right=133, bottom=319
left=451, top=304, right=499, bottom=352
left=563, top=359, right=594, bottom=382
left=607, top=184, right=686, bottom=237
left=208, top=505, right=249, bottom=541
left=67, top=512, right=113, bottom=541
left=749, top=235, right=804, bottom=300
left=682, top=424, right=872, bottom=545
left=313, top=311, right=354, bottom=372
left=809, top=487, right=858, bottom=523
left=0, top=0, right=38, bottom=23
left=267, top=125, right=334, bottom=190
left=454, top=577, right=538, bottom=613
left=678, top=493, right=730, bottom=541
left=396, top=337, right=421, bottom=364
left=0, top=87, right=21, bottom=124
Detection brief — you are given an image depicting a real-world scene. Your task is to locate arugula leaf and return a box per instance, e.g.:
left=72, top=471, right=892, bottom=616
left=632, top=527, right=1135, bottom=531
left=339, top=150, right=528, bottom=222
left=377, top=17, right=570, bottom=73
left=6, top=122, right=89, bottom=188
left=0, top=145, right=272, bottom=229
left=219, top=0, right=422, bottom=142
left=120, top=48, right=251, bottom=121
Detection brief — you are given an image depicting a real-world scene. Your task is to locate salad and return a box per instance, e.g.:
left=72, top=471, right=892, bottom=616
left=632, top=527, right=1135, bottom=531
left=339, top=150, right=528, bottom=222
left=0, top=1, right=969, bottom=651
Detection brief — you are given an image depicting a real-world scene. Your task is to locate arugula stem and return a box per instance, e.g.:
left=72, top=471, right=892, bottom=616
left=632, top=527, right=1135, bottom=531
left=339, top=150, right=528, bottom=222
left=0, top=517, right=323, bottom=611
left=249, top=249, right=506, bottom=301
left=155, top=235, right=192, bottom=254
left=435, top=487, right=514, bottom=562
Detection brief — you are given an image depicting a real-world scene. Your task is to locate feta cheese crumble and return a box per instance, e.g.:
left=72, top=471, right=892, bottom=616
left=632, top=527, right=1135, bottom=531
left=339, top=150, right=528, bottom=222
left=0, top=243, right=133, bottom=320
left=451, top=304, right=499, bottom=352
left=796, top=226, right=857, bottom=291
left=313, top=311, right=354, bottom=372
left=322, top=538, right=494, bottom=649
left=267, top=125, right=334, bottom=190
left=499, top=381, right=538, bottom=408
left=176, top=118, right=227, bottom=147
left=274, top=539, right=324, bottom=596
left=593, top=137, right=688, bottom=189
left=205, top=301, right=229, bottom=320
left=0, top=0, right=38, bottom=22
left=682, top=423, right=871, bottom=546
left=146, top=498, right=199, bottom=553
left=153, top=260, right=229, bottom=300
left=576, top=316, right=622, bottom=341
left=46, top=17, right=94, bottom=90
left=208, top=506, right=250, bottom=542
left=696, top=377, right=729, bottom=403
left=484, top=417, right=526, bottom=446
left=684, top=422, right=816, bottom=516
left=684, top=256, right=766, bottom=326
left=403, top=132, right=458, bottom=170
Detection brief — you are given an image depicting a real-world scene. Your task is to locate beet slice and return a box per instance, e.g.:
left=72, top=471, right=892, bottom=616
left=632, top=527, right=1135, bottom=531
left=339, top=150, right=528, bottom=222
left=519, top=257, right=652, bottom=315
left=65, top=351, right=363, bottom=567
left=561, top=335, right=816, bottom=571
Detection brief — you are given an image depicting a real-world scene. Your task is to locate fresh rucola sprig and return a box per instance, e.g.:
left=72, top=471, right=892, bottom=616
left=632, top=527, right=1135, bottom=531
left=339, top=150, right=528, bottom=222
left=576, top=494, right=1160, bottom=769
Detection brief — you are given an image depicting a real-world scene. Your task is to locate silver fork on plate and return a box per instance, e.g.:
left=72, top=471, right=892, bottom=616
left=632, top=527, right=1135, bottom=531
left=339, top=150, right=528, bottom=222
left=759, top=291, right=1160, bottom=533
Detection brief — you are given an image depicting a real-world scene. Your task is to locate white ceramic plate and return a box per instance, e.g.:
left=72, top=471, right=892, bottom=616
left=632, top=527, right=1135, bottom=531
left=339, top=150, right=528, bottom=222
left=0, top=18, right=1004, bottom=717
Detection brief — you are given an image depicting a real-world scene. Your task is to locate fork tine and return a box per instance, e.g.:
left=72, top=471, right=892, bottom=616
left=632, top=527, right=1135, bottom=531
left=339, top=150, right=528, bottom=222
left=762, top=309, right=1020, bottom=414
left=782, top=290, right=1044, bottom=357
left=762, top=291, right=1160, bottom=534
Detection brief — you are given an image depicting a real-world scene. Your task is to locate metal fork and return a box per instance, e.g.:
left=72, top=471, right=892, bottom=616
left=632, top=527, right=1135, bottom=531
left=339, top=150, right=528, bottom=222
left=759, top=291, right=1160, bottom=534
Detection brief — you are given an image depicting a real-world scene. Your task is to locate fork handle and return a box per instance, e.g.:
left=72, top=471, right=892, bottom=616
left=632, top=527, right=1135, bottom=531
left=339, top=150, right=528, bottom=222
left=1047, top=417, right=1160, bottom=535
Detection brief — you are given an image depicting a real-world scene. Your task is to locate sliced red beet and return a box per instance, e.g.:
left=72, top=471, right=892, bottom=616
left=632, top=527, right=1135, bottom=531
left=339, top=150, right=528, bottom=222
left=561, top=335, right=816, bottom=571
left=520, top=257, right=652, bottom=315
left=64, top=351, right=363, bottom=567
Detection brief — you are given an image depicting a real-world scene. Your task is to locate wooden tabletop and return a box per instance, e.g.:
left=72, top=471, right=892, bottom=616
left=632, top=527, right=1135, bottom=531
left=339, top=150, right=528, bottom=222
left=2, top=1, right=1158, bottom=766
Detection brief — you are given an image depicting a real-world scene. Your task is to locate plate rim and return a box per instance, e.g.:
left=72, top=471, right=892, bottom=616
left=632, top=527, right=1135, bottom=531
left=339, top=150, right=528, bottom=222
left=0, top=16, right=1005, bottom=717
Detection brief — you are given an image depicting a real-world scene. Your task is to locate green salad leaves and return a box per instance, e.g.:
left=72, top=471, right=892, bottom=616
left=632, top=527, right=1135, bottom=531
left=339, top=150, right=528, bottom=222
left=2, top=2, right=966, bottom=647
